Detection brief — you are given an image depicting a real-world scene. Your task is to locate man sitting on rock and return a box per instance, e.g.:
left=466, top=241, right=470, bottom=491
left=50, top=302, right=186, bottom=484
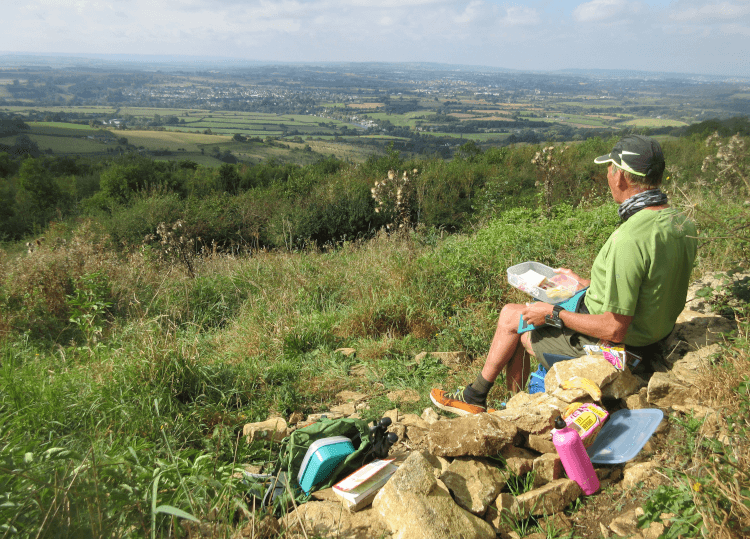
left=431, top=135, right=698, bottom=415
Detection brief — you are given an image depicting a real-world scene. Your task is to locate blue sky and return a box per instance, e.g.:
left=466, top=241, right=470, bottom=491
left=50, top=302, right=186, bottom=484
left=3, top=0, right=749, bottom=77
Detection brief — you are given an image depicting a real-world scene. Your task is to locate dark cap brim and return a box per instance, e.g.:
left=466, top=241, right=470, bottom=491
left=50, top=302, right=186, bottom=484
left=594, top=152, right=617, bottom=165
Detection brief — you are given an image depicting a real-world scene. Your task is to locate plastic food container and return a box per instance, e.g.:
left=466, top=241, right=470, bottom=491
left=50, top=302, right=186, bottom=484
left=297, top=436, right=355, bottom=494
left=507, top=262, right=578, bottom=304
left=586, top=409, right=664, bottom=464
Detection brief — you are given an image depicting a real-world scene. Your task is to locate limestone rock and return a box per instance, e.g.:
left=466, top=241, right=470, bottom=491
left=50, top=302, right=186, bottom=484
left=672, top=310, right=736, bottom=349
left=668, top=344, right=720, bottom=386
left=330, top=403, right=356, bottom=416
left=505, top=391, right=540, bottom=409
left=499, top=446, right=539, bottom=476
left=288, top=411, right=304, bottom=425
left=349, top=364, right=368, bottom=377
left=622, top=462, right=665, bottom=489
left=428, top=413, right=519, bottom=458
left=383, top=409, right=400, bottom=424
left=511, top=479, right=582, bottom=517
left=643, top=521, right=666, bottom=539
left=608, top=508, right=640, bottom=537
left=243, top=417, right=287, bottom=443
left=490, top=404, right=556, bottom=436
left=310, top=487, right=339, bottom=503
left=647, top=372, right=697, bottom=407
left=623, top=388, right=649, bottom=410
left=421, top=407, right=440, bottom=424
left=526, top=433, right=556, bottom=454
left=549, top=387, right=591, bottom=403
left=505, top=391, right=568, bottom=413
left=545, top=356, right=619, bottom=395
left=440, top=457, right=509, bottom=515
left=336, top=390, right=368, bottom=404
left=390, top=424, right=407, bottom=447
left=400, top=414, right=429, bottom=429
left=282, top=501, right=390, bottom=539
left=421, top=452, right=451, bottom=476
left=602, top=368, right=642, bottom=399
left=372, top=451, right=495, bottom=539
left=532, top=453, right=563, bottom=487
left=671, top=403, right=716, bottom=419
left=387, top=389, right=420, bottom=403
left=404, top=425, right=430, bottom=449
left=495, top=492, right=515, bottom=514
left=483, top=506, right=512, bottom=536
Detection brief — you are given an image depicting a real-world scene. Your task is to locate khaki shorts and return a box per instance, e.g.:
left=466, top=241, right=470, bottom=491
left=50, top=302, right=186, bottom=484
left=530, top=325, right=600, bottom=369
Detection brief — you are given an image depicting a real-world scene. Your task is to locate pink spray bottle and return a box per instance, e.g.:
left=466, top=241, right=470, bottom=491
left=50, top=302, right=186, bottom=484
left=552, top=416, right=599, bottom=495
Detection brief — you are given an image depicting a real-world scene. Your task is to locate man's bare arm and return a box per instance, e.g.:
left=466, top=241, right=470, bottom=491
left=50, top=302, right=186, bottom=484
left=522, top=302, right=632, bottom=343
left=554, top=267, right=591, bottom=289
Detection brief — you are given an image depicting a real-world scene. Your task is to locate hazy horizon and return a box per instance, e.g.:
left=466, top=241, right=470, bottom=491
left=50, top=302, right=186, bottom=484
left=4, top=1, right=750, bottom=78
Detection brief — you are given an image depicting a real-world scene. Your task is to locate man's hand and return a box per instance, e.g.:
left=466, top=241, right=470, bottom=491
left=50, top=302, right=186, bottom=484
left=521, top=301, right=553, bottom=327
left=554, top=267, right=590, bottom=289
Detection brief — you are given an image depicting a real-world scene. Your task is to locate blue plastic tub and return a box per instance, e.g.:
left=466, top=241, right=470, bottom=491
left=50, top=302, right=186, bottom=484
left=297, top=436, right=355, bottom=494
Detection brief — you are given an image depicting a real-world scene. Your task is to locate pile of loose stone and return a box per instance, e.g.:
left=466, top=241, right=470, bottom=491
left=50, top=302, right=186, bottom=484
left=233, top=277, right=738, bottom=539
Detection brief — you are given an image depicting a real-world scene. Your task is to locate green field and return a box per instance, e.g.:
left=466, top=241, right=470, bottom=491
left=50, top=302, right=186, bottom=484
left=367, top=112, right=424, bottom=127
left=123, top=129, right=229, bottom=150
left=27, top=122, right=99, bottom=131
left=422, top=132, right=509, bottom=141
left=623, top=118, right=689, bottom=127
left=2, top=105, right=119, bottom=114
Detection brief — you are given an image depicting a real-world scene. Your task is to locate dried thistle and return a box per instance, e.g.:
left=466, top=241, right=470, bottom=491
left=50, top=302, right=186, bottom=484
left=702, top=132, right=749, bottom=193
left=532, top=145, right=562, bottom=215
left=143, top=220, right=197, bottom=277
left=371, top=169, right=417, bottom=232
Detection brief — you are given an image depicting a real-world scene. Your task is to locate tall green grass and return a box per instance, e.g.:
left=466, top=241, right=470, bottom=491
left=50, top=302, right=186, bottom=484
left=0, top=133, right=747, bottom=537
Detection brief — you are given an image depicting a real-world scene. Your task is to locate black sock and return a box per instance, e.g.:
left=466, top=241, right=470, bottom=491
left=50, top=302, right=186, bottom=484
left=471, top=373, right=494, bottom=396
left=464, top=374, right=493, bottom=406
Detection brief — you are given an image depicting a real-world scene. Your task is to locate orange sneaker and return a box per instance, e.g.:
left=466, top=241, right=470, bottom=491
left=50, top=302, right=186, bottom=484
left=430, top=387, right=487, bottom=416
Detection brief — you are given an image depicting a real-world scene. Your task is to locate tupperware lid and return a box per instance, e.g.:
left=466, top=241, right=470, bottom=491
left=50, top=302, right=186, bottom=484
left=586, top=409, right=664, bottom=464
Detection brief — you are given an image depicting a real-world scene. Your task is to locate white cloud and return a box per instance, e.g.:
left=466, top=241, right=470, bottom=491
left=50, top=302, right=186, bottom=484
left=717, top=22, right=750, bottom=35
left=573, top=0, right=628, bottom=23
left=500, top=6, right=540, bottom=25
left=670, top=1, right=750, bottom=22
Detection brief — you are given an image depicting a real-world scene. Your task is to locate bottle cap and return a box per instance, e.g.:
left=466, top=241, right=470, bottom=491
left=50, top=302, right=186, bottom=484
left=554, top=416, right=567, bottom=430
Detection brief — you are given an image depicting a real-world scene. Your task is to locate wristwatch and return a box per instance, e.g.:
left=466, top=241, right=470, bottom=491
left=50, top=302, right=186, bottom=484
left=545, top=305, right=564, bottom=328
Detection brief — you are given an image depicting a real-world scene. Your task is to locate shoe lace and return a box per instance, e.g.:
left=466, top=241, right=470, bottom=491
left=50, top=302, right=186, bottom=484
left=448, top=386, right=487, bottom=409
left=447, top=386, right=470, bottom=403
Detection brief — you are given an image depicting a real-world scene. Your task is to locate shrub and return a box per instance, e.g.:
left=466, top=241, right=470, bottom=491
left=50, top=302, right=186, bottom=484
left=101, top=193, right=184, bottom=249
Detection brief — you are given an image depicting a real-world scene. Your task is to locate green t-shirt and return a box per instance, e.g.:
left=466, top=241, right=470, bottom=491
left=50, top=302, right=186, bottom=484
left=584, top=207, right=697, bottom=347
